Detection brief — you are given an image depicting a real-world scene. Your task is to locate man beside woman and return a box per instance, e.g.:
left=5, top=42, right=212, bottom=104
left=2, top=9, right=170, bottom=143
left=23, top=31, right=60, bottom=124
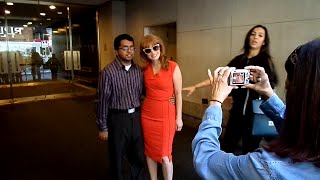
left=96, top=33, right=183, bottom=180
left=183, top=25, right=278, bottom=154
left=192, top=38, right=320, bottom=179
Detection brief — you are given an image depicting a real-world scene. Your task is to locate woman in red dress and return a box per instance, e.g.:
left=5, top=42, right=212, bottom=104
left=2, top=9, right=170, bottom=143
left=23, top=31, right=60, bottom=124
left=139, top=34, right=183, bottom=180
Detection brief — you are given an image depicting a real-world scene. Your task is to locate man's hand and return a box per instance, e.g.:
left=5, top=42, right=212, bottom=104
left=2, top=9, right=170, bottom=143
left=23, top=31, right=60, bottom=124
left=169, top=94, right=176, bottom=105
left=98, top=131, right=108, bottom=142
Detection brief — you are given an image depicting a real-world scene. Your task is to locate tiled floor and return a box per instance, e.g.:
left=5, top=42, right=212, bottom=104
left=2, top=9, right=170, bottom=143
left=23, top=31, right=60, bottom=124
left=0, top=95, right=201, bottom=180
left=0, top=81, right=96, bottom=106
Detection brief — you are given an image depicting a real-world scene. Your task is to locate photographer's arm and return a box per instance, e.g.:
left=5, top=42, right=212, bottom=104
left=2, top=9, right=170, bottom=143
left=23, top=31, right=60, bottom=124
left=192, top=67, right=253, bottom=179
left=182, top=79, right=211, bottom=96
left=260, top=94, right=286, bottom=132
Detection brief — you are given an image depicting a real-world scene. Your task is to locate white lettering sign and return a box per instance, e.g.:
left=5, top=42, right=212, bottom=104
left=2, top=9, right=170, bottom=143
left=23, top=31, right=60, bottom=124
left=0, top=26, right=24, bottom=38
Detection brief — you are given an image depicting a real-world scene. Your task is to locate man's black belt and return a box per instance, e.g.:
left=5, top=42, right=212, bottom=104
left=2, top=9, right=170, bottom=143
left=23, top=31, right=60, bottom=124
left=109, top=107, right=140, bottom=114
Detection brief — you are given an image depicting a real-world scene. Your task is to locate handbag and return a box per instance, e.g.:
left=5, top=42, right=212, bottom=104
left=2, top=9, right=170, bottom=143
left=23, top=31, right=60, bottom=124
left=251, top=99, right=278, bottom=136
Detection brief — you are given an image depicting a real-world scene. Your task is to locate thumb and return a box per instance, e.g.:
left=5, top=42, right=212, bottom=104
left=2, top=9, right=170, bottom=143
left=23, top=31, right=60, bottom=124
left=208, top=69, right=213, bottom=84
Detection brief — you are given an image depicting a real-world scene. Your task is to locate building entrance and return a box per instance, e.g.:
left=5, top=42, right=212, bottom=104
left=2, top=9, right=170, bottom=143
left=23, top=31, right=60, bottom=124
left=0, top=1, right=99, bottom=103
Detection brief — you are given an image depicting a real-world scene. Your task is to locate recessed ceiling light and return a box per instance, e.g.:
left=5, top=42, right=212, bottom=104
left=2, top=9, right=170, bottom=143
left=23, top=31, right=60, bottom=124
left=27, top=22, right=32, bottom=25
left=40, top=13, right=46, bottom=16
left=7, top=2, right=14, bottom=6
left=47, top=18, right=51, bottom=21
left=49, top=5, right=56, bottom=9
left=23, top=25, right=28, bottom=27
left=57, top=12, right=62, bottom=15
left=5, top=10, right=10, bottom=14
left=58, top=28, right=67, bottom=32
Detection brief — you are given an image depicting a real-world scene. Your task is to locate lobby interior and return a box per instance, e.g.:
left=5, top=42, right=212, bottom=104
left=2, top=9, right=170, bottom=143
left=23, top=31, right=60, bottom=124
left=1, top=0, right=320, bottom=179
left=0, top=0, right=200, bottom=179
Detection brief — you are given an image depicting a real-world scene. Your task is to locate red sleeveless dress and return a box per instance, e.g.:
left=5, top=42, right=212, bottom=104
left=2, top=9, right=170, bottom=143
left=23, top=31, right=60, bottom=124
left=141, top=61, right=177, bottom=163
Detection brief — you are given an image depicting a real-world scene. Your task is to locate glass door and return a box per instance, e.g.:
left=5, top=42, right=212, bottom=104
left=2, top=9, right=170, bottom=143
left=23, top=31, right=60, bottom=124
left=0, top=1, right=15, bottom=101
left=0, top=1, right=98, bottom=103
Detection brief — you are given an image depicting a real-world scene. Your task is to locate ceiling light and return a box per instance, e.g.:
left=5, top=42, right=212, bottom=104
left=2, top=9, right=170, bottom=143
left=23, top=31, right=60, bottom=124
left=58, top=28, right=67, bottom=32
left=49, top=5, right=56, bottom=9
left=27, top=22, right=32, bottom=25
left=57, top=12, right=62, bottom=15
left=40, top=13, right=46, bottom=16
left=47, top=18, right=51, bottom=21
left=5, top=10, right=10, bottom=14
left=23, top=25, right=28, bottom=27
left=7, top=2, right=14, bottom=6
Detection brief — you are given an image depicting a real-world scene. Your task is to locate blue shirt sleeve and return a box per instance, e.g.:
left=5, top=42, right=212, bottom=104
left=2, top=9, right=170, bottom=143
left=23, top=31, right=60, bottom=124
left=192, top=105, right=263, bottom=179
left=192, top=95, right=320, bottom=180
left=260, top=93, right=286, bottom=132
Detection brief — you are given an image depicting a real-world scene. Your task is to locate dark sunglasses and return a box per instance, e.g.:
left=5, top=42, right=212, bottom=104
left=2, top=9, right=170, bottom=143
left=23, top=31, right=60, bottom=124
left=143, top=44, right=160, bottom=54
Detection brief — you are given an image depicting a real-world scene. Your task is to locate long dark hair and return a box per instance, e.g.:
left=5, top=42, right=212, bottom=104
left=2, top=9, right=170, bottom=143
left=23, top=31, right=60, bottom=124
left=242, top=24, right=271, bottom=57
left=267, top=39, right=320, bottom=167
left=243, top=25, right=277, bottom=86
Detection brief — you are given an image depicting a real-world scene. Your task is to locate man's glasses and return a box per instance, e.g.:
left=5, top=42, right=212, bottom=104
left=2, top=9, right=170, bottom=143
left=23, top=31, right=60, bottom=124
left=143, top=44, right=160, bottom=54
left=119, top=46, right=135, bottom=52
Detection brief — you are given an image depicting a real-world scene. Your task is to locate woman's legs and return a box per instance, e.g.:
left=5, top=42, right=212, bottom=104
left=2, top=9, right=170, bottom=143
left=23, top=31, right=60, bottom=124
left=162, top=156, right=173, bottom=180
left=146, top=156, right=158, bottom=180
left=147, top=156, right=173, bottom=180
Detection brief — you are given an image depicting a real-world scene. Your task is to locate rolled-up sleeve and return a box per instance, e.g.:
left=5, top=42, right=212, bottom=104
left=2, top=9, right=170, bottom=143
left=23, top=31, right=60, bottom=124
left=192, top=105, right=223, bottom=178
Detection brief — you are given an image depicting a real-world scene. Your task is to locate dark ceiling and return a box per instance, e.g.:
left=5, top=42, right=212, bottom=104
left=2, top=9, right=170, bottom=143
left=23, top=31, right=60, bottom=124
left=0, top=0, right=111, bottom=6
left=35, top=0, right=110, bottom=6
left=0, top=1, right=101, bottom=29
